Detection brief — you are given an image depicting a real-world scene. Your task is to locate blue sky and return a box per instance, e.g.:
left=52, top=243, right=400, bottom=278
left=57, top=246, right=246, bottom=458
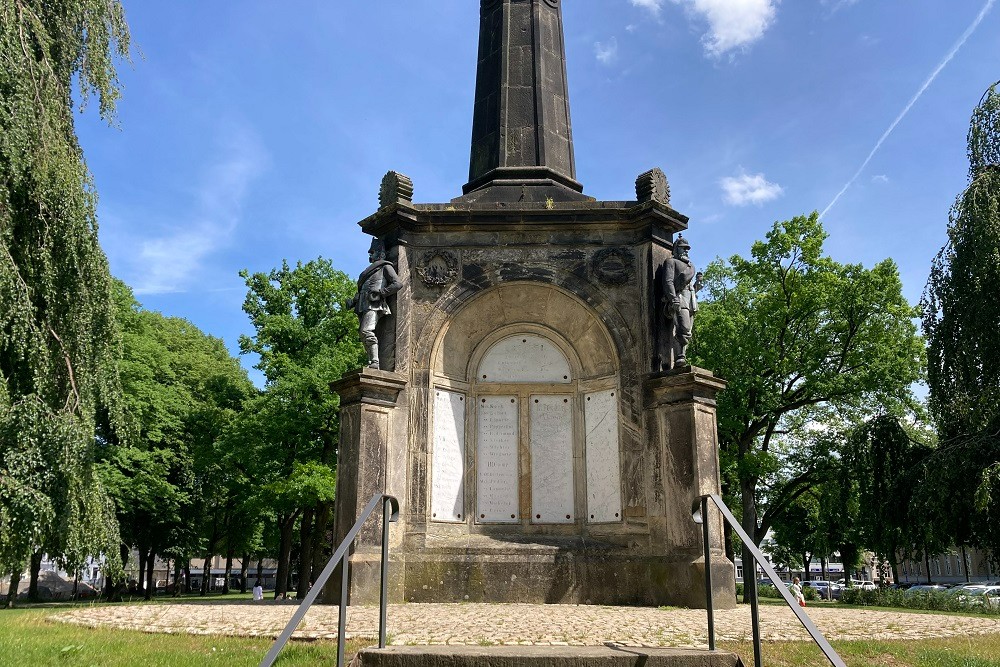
left=76, top=1, right=999, bottom=385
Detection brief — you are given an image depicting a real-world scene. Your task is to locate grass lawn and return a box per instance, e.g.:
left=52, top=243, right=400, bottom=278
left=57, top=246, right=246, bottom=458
left=0, top=604, right=366, bottom=667
left=723, top=635, right=1000, bottom=666
left=1, top=599, right=999, bottom=666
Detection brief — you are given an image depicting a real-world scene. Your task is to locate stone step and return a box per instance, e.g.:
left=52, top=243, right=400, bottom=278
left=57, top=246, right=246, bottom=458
left=352, top=646, right=744, bottom=667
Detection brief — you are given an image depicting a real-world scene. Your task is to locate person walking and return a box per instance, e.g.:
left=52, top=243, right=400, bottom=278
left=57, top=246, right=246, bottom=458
left=789, top=577, right=805, bottom=607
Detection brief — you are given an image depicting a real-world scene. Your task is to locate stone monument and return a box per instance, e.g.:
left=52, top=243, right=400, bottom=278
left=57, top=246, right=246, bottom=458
left=325, top=0, right=735, bottom=609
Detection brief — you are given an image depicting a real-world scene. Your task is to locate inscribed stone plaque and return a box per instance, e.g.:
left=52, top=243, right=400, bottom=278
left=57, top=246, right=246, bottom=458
left=431, top=389, right=466, bottom=523
left=476, top=396, right=519, bottom=523
left=530, top=395, right=574, bottom=523
left=585, top=389, right=622, bottom=523
left=479, top=335, right=572, bottom=383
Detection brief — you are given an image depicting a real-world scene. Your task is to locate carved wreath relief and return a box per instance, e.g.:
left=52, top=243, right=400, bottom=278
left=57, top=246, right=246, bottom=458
left=416, top=250, right=459, bottom=286
left=591, top=247, right=634, bottom=286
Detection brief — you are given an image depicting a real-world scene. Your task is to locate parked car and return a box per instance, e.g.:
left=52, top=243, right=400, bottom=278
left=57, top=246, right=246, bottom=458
left=903, top=584, right=949, bottom=595
left=950, top=585, right=1000, bottom=605
left=803, top=580, right=842, bottom=600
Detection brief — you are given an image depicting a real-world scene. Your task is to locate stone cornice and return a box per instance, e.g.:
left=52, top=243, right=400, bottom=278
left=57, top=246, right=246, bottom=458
left=331, top=368, right=407, bottom=407
left=359, top=199, right=688, bottom=241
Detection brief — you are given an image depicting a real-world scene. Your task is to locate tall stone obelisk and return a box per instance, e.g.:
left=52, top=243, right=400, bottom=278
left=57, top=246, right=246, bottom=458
left=462, top=0, right=587, bottom=203
left=325, top=0, right=735, bottom=609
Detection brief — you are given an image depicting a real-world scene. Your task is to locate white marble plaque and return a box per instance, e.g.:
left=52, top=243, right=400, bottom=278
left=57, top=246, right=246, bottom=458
left=530, top=395, right=574, bottom=523
left=478, top=335, right=572, bottom=383
left=431, top=389, right=466, bottom=523
left=585, top=389, right=622, bottom=523
left=476, top=396, right=519, bottom=523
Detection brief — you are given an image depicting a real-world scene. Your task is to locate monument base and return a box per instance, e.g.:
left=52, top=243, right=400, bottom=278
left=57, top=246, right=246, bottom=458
left=341, top=534, right=734, bottom=609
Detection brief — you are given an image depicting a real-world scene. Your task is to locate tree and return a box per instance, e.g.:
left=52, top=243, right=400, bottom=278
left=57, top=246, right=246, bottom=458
left=1, top=0, right=130, bottom=605
left=238, top=258, right=364, bottom=598
left=841, top=414, right=935, bottom=584
left=921, top=82, right=1000, bottom=558
left=691, top=213, right=924, bottom=599
left=99, top=281, right=253, bottom=599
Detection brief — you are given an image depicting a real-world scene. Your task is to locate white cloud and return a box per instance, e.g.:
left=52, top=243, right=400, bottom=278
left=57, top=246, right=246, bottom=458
left=594, top=37, right=619, bottom=65
left=674, top=0, right=779, bottom=57
left=720, top=171, right=784, bottom=206
left=630, top=0, right=664, bottom=16
left=628, top=0, right=779, bottom=56
left=119, top=128, right=267, bottom=295
left=871, top=174, right=890, bottom=184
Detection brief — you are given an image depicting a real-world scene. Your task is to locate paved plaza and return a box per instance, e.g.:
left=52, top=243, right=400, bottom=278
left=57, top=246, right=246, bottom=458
left=51, top=602, right=1000, bottom=647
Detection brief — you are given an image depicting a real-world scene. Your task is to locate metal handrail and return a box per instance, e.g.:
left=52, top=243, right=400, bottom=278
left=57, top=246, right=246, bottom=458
left=693, top=493, right=846, bottom=667
left=259, top=493, right=400, bottom=667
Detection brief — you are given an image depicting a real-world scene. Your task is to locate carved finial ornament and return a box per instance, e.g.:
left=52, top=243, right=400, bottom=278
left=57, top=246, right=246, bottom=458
left=378, top=171, right=414, bottom=209
left=636, top=168, right=670, bottom=205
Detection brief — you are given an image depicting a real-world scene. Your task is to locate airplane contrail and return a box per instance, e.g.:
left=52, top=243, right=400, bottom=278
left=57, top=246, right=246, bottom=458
left=820, top=0, right=996, bottom=219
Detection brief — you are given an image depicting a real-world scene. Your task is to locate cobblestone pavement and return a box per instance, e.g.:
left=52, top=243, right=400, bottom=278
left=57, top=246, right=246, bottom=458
left=50, top=602, right=1000, bottom=648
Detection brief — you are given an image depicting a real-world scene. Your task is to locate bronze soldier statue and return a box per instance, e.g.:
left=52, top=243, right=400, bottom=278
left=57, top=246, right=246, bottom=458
left=348, top=238, right=402, bottom=369
left=662, top=236, right=701, bottom=368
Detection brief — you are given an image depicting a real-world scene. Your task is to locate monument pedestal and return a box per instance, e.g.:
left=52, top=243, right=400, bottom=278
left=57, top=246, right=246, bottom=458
left=644, top=366, right=736, bottom=608
left=321, top=0, right=737, bottom=611
left=322, top=367, right=407, bottom=605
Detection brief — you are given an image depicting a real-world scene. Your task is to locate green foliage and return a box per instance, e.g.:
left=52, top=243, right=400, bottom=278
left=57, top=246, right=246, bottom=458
left=692, top=213, right=923, bottom=548
left=236, top=258, right=364, bottom=593
left=0, top=0, right=130, bottom=581
left=842, top=415, right=936, bottom=574
left=98, top=282, right=253, bottom=577
left=237, top=258, right=364, bottom=461
left=921, top=83, right=1000, bottom=556
left=840, top=587, right=1000, bottom=616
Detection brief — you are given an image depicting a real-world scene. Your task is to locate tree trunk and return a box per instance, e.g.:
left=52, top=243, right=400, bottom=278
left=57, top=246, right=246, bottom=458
left=27, top=551, right=43, bottom=602
left=740, top=476, right=759, bottom=605
left=5, top=572, right=21, bottom=608
left=105, top=543, right=130, bottom=601
left=201, top=520, right=220, bottom=596
left=240, top=553, right=249, bottom=594
left=184, top=561, right=192, bottom=594
left=962, top=545, right=971, bottom=583
left=72, top=570, right=80, bottom=600
left=223, top=551, right=234, bottom=594
left=173, top=559, right=182, bottom=597
left=274, top=514, right=295, bottom=599
left=297, top=508, right=315, bottom=599
left=144, top=551, right=155, bottom=600
left=925, top=550, right=932, bottom=584
left=201, top=554, right=212, bottom=596
left=256, top=557, right=264, bottom=591
left=311, top=503, right=333, bottom=584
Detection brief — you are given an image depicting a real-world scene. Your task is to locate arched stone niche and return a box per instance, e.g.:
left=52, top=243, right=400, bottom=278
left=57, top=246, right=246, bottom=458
left=427, top=282, right=624, bottom=532
left=430, top=282, right=617, bottom=382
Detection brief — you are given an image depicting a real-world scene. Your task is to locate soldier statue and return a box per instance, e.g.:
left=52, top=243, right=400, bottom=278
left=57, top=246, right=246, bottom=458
left=661, top=236, right=702, bottom=369
left=348, top=238, right=403, bottom=369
